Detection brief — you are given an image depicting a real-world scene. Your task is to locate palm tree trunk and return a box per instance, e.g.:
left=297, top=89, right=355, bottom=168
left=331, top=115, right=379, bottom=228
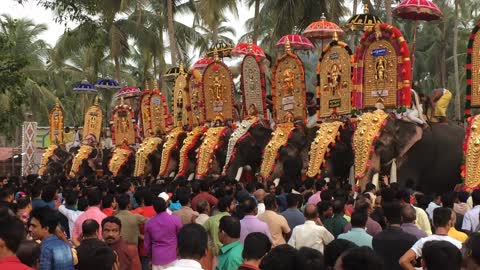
left=440, top=19, right=447, bottom=86
left=252, top=0, right=261, bottom=44
left=453, top=0, right=461, bottom=120
left=166, top=0, right=178, bottom=65
left=385, top=0, right=392, bottom=24
left=350, top=0, right=358, bottom=49
left=114, top=56, right=121, bottom=82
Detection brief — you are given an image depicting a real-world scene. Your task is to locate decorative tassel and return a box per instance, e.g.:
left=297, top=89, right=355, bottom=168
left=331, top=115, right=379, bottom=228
left=235, top=167, right=243, bottom=182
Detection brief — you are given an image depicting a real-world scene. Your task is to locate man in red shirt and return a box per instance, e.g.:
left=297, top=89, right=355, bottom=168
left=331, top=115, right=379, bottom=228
left=0, top=214, right=32, bottom=270
left=131, top=190, right=156, bottom=270
left=191, top=180, right=218, bottom=211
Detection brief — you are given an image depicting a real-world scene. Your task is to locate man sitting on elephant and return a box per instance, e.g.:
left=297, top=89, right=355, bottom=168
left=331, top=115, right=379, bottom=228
left=429, top=88, right=452, bottom=123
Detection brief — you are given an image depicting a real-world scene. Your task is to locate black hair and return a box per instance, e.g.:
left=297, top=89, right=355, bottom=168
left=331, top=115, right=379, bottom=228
left=472, top=190, right=480, bottom=206
left=0, top=214, right=26, bottom=252
left=0, top=187, right=13, bottom=200
left=365, top=182, right=376, bottom=192
left=101, top=193, right=114, bottom=209
left=264, top=194, right=277, bottom=211
left=464, top=232, right=480, bottom=266
left=287, top=193, right=300, bottom=208
left=351, top=210, right=368, bottom=228
left=242, top=232, right=272, bottom=260
left=176, top=190, right=190, bottom=206
left=315, top=180, right=327, bottom=191
left=340, top=246, right=383, bottom=270
left=93, top=247, right=117, bottom=270
left=30, top=206, right=58, bottom=234
left=16, top=197, right=31, bottom=210
left=432, top=207, right=452, bottom=228
left=219, top=216, right=240, bottom=238
left=332, top=199, right=345, bottom=215
left=246, top=183, right=256, bottom=194
left=77, top=197, right=88, bottom=211
left=382, top=201, right=402, bottom=225
left=458, top=191, right=470, bottom=203
left=87, top=189, right=102, bottom=206
left=101, top=216, right=122, bottom=230
left=177, top=224, right=208, bottom=260
left=199, top=180, right=211, bottom=192
left=317, top=201, right=332, bottom=214
left=82, top=219, right=99, bottom=237
left=260, top=244, right=298, bottom=270
left=16, top=240, right=40, bottom=267
left=324, top=239, right=358, bottom=267
left=441, top=191, right=457, bottom=209
left=152, top=197, right=167, bottom=213
left=295, top=247, right=325, bottom=270
left=422, top=241, right=462, bottom=270
left=64, top=191, right=78, bottom=206
left=118, top=181, right=132, bottom=194
left=117, top=194, right=131, bottom=210
left=218, top=196, right=234, bottom=212
left=396, top=190, right=410, bottom=203
left=41, top=185, right=57, bottom=202
left=320, top=190, right=333, bottom=202
left=241, top=197, right=257, bottom=214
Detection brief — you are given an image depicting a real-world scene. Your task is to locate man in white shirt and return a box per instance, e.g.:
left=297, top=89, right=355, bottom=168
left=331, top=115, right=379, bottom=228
left=288, top=204, right=334, bottom=253
left=166, top=224, right=207, bottom=270
left=425, top=194, right=442, bottom=221
left=462, top=190, right=480, bottom=233
left=399, top=207, right=462, bottom=270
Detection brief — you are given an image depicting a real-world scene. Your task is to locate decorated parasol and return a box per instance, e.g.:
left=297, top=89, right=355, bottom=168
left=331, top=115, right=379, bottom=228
left=192, top=57, right=214, bottom=71
left=114, top=86, right=141, bottom=100
left=164, top=66, right=188, bottom=82
left=344, top=4, right=383, bottom=32
left=231, top=42, right=266, bottom=59
left=73, top=80, right=97, bottom=120
left=393, top=0, right=442, bottom=68
left=276, top=34, right=315, bottom=50
left=206, top=39, right=235, bottom=58
left=303, top=14, right=344, bottom=40
left=95, top=77, right=121, bottom=132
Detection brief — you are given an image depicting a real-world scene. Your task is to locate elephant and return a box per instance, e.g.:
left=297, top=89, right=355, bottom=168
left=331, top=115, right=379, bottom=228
left=357, top=115, right=465, bottom=194
left=159, top=129, right=188, bottom=178
left=223, top=122, right=273, bottom=180
left=40, top=145, right=73, bottom=177
left=133, top=137, right=163, bottom=178
left=108, top=147, right=136, bottom=177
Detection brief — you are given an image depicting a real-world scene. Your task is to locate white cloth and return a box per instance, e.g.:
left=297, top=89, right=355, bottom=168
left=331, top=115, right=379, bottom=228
left=195, top=214, right=209, bottom=225
left=410, top=234, right=462, bottom=259
left=153, top=261, right=176, bottom=270
left=462, top=205, right=480, bottom=232
left=73, top=131, right=81, bottom=147
left=58, top=205, right=84, bottom=239
left=288, top=220, right=334, bottom=253
left=306, top=114, right=318, bottom=128
left=425, top=202, right=441, bottom=221
left=165, top=259, right=203, bottom=270
left=256, top=203, right=266, bottom=217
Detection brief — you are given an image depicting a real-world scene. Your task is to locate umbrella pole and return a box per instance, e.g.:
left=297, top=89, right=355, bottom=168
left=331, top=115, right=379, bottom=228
left=411, top=20, right=418, bottom=76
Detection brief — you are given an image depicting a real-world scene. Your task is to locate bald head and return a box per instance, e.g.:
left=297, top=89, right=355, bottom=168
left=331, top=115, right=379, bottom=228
left=304, top=204, right=318, bottom=220
left=401, top=204, right=416, bottom=223
left=254, top=189, right=267, bottom=203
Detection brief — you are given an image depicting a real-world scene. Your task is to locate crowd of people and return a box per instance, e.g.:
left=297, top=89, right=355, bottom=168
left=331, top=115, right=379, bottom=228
left=0, top=174, right=480, bottom=270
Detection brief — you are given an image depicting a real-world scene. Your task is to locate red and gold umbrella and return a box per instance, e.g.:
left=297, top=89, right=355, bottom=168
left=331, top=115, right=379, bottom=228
left=192, top=57, right=214, bottom=70
left=302, top=14, right=344, bottom=40
left=276, top=34, right=315, bottom=50
left=393, top=0, right=442, bottom=69
left=231, top=42, right=266, bottom=59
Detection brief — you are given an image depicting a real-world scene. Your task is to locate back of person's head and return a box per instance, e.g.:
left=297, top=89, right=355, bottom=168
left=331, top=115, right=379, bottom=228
left=395, top=189, right=411, bottom=203
left=116, top=194, right=131, bottom=210
left=287, top=193, right=300, bottom=208
left=118, top=181, right=132, bottom=194
left=0, top=214, right=26, bottom=253
left=317, top=201, right=332, bottom=214
left=441, top=191, right=457, bottom=209
left=320, top=190, right=333, bottom=202
left=177, top=224, right=207, bottom=260
left=365, top=182, right=376, bottom=192
left=219, top=216, right=240, bottom=238
left=401, top=204, right=417, bottom=223
left=324, top=239, right=358, bottom=268
left=87, top=189, right=102, bottom=206
left=242, top=232, right=272, bottom=261
left=143, top=190, right=154, bottom=206
left=295, top=247, right=325, bottom=270
left=264, top=194, right=277, bottom=211
left=304, top=204, right=318, bottom=220
left=30, top=206, right=58, bottom=234
left=152, top=197, right=167, bottom=214
left=246, top=183, right=256, bottom=194
left=422, top=241, right=462, bottom=270
left=176, top=189, right=190, bottom=206
left=41, top=185, right=56, bottom=202
left=432, top=207, right=452, bottom=228
left=464, top=232, right=480, bottom=266
left=472, top=190, right=480, bottom=206
left=332, top=199, right=345, bottom=215
left=16, top=240, right=40, bottom=267
left=260, top=244, right=298, bottom=270
left=218, top=196, right=234, bottom=212
left=350, top=210, right=368, bottom=228
left=382, top=201, right=402, bottom=225
left=241, top=197, right=257, bottom=215
left=93, top=247, right=117, bottom=270
left=101, top=193, right=114, bottom=209
left=82, top=219, right=99, bottom=237
left=196, top=199, right=209, bottom=214
left=458, top=191, right=470, bottom=203
left=77, top=197, right=88, bottom=211
left=315, top=180, right=327, bottom=191
left=16, top=197, right=31, bottom=210
left=338, top=246, right=383, bottom=270
left=200, top=180, right=211, bottom=192
left=64, top=191, right=78, bottom=206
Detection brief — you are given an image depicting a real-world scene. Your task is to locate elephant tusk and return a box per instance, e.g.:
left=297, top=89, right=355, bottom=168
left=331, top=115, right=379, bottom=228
left=235, top=167, right=243, bottom=182
left=390, top=159, right=397, bottom=183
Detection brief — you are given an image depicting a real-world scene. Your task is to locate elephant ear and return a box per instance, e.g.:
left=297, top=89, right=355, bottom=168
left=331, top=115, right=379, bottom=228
left=395, top=120, right=423, bottom=157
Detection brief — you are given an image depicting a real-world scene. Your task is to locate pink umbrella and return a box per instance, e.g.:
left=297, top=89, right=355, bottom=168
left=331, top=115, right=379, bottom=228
left=114, top=86, right=141, bottom=100
left=231, top=43, right=266, bottom=59
left=276, top=34, right=315, bottom=50
left=192, top=57, right=214, bottom=70
left=302, top=14, right=344, bottom=40
left=393, top=0, right=442, bottom=69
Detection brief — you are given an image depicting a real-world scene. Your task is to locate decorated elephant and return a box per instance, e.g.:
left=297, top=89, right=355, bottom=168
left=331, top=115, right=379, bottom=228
left=133, top=137, right=163, bottom=178
left=39, top=144, right=73, bottom=177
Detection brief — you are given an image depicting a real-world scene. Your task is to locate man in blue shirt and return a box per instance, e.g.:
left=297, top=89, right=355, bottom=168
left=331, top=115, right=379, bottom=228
left=338, top=210, right=372, bottom=248
left=29, top=206, right=74, bottom=270
left=280, top=193, right=305, bottom=230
